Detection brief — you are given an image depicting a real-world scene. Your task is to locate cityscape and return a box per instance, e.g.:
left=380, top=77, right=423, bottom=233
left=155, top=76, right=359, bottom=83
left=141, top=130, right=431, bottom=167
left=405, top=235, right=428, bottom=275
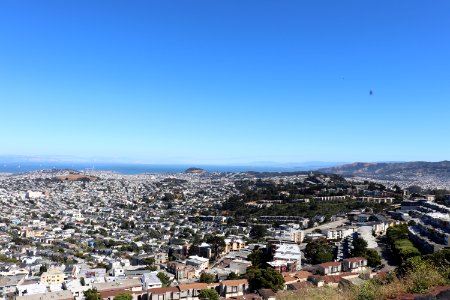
left=0, top=166, right=449, bottom=300
left=1, top=1, right=450, bottom=300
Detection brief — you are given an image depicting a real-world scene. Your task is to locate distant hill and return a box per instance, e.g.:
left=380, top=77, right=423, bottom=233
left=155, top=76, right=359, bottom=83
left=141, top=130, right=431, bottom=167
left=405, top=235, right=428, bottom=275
left=55, top=172, right=98, bottom=182
left=185, top=167, right=206, bottom=174
left=319, top=161, right=450, bottom=186
left=241, top=170, right=347, bottom=182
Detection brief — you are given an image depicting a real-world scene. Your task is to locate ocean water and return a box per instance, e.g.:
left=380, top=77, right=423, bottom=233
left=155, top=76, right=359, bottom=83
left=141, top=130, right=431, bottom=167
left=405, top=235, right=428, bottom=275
left=0, top=162, right=307, bottom=174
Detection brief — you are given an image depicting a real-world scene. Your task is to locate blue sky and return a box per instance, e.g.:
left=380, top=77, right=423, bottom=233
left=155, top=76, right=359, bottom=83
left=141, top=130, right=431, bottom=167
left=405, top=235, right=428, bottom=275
left=0, top=0, right=449, bottom=164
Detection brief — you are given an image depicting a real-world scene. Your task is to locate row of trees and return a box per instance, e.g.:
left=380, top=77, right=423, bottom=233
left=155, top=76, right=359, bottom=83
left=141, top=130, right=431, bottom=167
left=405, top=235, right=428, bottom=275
left=224, top=195, right=392, bottom=225
left=386, top=224, right=421, bottom=264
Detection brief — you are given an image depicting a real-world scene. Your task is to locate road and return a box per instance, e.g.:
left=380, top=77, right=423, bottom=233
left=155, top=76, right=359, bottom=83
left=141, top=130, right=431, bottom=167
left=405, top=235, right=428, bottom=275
left=375, top=236, right=398, bottom=272
left=303, top=218, right=349, bottom=234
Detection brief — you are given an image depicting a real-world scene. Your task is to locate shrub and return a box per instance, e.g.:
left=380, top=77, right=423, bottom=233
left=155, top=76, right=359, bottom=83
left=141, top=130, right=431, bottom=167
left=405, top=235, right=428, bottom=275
left=401, top=256, right=447, bottom=293
left=355, top=281, right=378, bottom=300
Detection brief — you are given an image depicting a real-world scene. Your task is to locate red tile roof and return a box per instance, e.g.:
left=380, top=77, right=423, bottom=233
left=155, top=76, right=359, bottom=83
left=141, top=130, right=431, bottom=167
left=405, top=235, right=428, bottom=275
left=177, top=283, right=208, bottom=291
left=257, top=288, right=276, bottom=297
left=148, top=287, right=179, bottom=294
left=344, top=257, right=367, bottom=262
left=222, top=279, right=248, bottom=286
left=226, top=293, right=262, bottom=300
left=288, top=281, right=313, bottom=290
left=322, top=272, right=358, bottom=283
left=318, top=261, right=341, bottom=267
left=293, top=271, right=312, bottom=279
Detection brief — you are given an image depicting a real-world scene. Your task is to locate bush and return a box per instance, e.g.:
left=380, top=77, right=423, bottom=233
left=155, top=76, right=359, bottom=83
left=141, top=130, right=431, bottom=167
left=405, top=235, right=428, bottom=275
left=400, top=256, right=447, bottom=293
left=0, top=254, right=18, bottom=263
left=113, top=293, right=132, bottom=300
left=278, top=249, right=450, bottom=300
left=246, top=267, right=284, bottom=292
left=84, top=288, right=101, bottom=300
left=157, top=272, right=171, bottom=287
left=198, top=289, right=219, bottom=300
left=422, top=248, right=450, bottom=280
left=365, top=249, right=382, bottom=268
left=355, top=281, right=378, bottom=300
left=199, top=272, right=216, bottom=283
left=227, top=272, right=239, bottom=280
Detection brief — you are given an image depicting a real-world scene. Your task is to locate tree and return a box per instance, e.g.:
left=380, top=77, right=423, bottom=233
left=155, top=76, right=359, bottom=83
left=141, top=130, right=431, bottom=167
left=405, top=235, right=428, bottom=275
left=113, top=293, right=132, bottom=300
left=227, top=272, right=239, bottom=280
left=39, top=265, right=48, bottom=275
left=250, top=225, right=267, bottom=240
left=157, top=272, right=170, bottom=287
left=0, top=254, right=18, bottom=263
left=304, top=237, right=333, bottom=264
left=365, top=249, right=382, bottom=267
left=199, top=272, right=216, bottom=284
left=95, top=262, right=108, bottom=269
left=387, top=224, right=409, bottom=242
left=142, top=257, right=156, bottom=269
left=162, top=193, right=175, bottom=201
left=246, top=267, right=284, bottom=292
left=351, top=237, right=368, bottom=257
left=248, top=249, right=271, bottom=268
left=315, top=250, right=334, bottom=264
left=84, top=288, right=101, bottom=300
left=350, top=238, right=381, bottom=267
left=205, top=235, right=226, bottom=259
left=248, top=250, right=262, bottom=267
left=198, top=289, right=219, bottom=300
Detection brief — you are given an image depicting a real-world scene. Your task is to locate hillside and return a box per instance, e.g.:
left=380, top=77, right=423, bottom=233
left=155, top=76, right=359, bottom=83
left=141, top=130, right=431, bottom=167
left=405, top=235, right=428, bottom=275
left=55, top=172, right=98, bottom=182
left=319, top=161, right=450, bottom=188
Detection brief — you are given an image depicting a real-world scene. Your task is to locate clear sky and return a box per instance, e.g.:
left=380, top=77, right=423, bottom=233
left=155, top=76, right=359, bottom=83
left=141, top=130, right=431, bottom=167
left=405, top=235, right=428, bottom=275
left=0, top=1, right=449, bottom=164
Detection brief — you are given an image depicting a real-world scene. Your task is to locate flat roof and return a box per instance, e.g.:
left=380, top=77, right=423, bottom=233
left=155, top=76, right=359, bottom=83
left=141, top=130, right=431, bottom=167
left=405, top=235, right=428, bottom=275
left=15, top=290, right=73, bottom=300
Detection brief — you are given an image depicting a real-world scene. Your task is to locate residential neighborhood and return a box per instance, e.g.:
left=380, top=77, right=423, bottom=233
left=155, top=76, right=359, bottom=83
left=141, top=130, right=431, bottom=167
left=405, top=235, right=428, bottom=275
left=0, top=169, right=449, bottom=300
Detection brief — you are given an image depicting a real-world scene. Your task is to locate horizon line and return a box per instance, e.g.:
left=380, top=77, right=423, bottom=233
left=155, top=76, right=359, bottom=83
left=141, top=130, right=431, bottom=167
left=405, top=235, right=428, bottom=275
left=0, top=154, right=448, bottom=166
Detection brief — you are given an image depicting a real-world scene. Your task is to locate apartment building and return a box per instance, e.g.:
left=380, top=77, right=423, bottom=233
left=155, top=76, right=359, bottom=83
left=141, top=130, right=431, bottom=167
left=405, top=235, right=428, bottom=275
left=341, top=257, right=368, bottom=273
left=317, top=261, right=342, bottom=275
left=40, top=268, right=65, bottom=285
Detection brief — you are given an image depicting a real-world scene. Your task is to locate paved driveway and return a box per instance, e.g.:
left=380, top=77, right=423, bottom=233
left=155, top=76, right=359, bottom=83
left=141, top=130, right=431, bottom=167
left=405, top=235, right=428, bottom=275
left=375, top=236, right=398, bottom=272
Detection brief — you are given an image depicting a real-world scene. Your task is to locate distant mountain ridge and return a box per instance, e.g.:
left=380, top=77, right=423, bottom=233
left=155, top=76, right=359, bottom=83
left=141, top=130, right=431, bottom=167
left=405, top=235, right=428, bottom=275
left=319, top=161, right=450, bottom=180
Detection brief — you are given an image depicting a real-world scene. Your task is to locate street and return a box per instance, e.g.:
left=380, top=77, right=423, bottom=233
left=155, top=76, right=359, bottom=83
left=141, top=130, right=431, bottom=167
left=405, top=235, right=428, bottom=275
left=303, top=218, right=349, bottom=234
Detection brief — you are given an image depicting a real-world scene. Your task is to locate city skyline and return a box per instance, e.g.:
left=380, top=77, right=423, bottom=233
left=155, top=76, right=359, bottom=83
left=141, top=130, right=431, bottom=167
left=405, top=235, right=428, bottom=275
left=1, top=1, right=449, bottom=163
